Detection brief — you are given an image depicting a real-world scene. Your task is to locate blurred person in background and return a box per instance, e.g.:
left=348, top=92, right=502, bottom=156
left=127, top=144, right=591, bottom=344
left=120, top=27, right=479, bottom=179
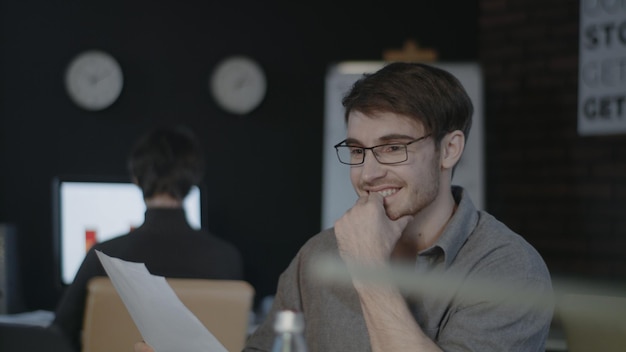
left=50, top=125, right=244, bottom=352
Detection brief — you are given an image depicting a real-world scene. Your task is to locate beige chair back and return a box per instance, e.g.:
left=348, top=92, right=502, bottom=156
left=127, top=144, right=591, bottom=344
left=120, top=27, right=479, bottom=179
left=81, top=276, right=254, bottom=352
left=558, top=293, right=626, bottom=352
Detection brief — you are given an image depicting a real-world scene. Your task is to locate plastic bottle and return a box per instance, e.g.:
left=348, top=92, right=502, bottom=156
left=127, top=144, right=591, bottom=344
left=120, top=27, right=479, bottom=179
left=270, top=310, right=307, bottom=352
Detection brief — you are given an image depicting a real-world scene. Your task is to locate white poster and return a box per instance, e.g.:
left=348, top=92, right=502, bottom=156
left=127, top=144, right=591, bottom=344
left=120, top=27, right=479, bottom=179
left=578, top=0, right=626, bottom=135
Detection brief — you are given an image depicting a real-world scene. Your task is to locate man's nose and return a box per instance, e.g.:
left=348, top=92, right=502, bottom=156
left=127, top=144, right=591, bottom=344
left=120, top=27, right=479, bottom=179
left=360, top=149, right=386, bottom=181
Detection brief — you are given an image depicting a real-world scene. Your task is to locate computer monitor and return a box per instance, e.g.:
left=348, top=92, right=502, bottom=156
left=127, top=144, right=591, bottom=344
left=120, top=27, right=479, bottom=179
left=52, top=176, right=203, bottom=285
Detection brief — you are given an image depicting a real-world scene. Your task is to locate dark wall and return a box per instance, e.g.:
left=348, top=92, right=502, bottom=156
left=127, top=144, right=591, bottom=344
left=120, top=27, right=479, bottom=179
left=0, top=0, right=479, bottom=310
left=479, top=0, right=626, bottom=280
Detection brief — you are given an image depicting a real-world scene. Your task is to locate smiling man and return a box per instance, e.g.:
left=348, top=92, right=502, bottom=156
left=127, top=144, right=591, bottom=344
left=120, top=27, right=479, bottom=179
left=134, top=63, right=554, bottom=352
left=243, top=62, right=553, bottom=352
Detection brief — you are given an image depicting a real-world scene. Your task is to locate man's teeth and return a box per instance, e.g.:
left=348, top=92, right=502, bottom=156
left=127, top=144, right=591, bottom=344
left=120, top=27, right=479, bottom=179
left=378, top=189, right=397, bottom=197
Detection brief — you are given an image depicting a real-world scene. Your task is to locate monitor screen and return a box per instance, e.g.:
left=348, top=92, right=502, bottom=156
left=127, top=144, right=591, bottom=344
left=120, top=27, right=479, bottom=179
left=52, top=177, right=203, bottom=285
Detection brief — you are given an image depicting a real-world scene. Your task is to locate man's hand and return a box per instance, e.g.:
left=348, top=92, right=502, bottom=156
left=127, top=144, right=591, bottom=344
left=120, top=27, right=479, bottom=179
left=334, top=192, right=413, bottom=265
left=134, top=342, right=154, bottom=352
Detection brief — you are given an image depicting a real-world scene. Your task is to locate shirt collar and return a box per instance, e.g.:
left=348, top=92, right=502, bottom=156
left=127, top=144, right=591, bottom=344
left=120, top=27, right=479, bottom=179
left=417, top=186, right=479, bottom=268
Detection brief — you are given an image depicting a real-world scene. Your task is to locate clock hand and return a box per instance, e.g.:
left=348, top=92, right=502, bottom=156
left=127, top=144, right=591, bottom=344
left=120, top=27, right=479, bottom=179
left=87, top=69, right=112, bottom=86
left=234, top=75, right=248, bottom=90
left=88, top=74, right=99, bottom=85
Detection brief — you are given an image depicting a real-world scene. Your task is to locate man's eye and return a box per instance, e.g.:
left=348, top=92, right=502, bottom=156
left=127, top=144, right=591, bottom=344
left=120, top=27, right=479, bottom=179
left=380, top=144, right=402, bottom=153
left=348, top=147, right=364, bottom=155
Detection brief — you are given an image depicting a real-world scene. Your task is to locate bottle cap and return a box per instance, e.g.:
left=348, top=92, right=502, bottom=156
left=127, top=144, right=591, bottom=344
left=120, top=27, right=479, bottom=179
left=273, top=310, right=305, bottom=333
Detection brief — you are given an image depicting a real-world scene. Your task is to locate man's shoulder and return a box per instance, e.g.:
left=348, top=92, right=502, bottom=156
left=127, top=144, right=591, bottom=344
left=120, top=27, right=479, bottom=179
left=465, top=211, right=551, bottom=280
left=301, top=227, right=337, bottom=250
left=474, top=211, right=539, bottom=254
left=289, top=228, right=339, bottom=265
left=91, top=233, right=131, bottom=251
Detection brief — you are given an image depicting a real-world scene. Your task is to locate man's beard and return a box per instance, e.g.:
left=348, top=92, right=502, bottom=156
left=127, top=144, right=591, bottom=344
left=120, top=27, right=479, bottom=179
left=385, top=156, right=441, bottom=220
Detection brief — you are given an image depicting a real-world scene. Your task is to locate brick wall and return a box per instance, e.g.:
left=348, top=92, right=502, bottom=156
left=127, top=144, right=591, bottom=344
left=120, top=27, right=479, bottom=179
left=478, top=0, right=626, bottom=279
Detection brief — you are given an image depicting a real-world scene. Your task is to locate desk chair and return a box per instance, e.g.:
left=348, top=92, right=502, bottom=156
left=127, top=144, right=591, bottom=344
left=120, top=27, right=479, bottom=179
left=81, top=276, right=254, bottom=352
left=557, top=293, right=626, bottom=352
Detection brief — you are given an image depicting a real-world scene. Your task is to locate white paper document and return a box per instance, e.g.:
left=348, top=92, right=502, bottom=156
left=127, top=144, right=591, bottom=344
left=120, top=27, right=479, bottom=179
left=95, top=250, right=228, bottom=352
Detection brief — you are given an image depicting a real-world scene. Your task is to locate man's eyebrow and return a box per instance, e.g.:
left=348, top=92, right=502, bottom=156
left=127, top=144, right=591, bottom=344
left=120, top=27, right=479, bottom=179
left=344, top=134, right=417, bottom=146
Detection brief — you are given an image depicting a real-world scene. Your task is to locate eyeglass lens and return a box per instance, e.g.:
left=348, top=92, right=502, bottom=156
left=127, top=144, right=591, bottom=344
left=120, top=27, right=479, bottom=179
left=336, top=144, right=408, bottom=165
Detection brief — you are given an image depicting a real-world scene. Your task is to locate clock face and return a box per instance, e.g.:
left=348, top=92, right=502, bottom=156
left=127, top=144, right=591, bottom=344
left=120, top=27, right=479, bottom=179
left=65, top=50, right=124, bottom=111
left=210, top=56, right=267, bottom=115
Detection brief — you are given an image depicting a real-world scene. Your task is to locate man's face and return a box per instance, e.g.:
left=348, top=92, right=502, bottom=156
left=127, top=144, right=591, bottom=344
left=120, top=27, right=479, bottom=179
left=346, top=111, right=441, bottom=220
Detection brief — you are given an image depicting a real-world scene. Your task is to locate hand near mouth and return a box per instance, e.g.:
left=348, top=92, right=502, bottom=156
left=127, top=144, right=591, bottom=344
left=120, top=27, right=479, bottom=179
left=334, top=192, right=413, bottom=266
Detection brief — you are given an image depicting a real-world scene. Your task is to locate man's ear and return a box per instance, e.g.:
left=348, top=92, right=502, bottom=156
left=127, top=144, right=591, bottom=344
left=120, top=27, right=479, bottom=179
left=440, top=130, right=465, bottom=170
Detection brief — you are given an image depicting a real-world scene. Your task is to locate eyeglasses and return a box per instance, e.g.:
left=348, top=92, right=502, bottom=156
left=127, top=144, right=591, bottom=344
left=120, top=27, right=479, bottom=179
left=334, top=134, right=432, bottom=165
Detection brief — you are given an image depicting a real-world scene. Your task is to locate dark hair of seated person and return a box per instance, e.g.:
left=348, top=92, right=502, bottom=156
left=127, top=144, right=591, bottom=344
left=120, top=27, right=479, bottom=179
left=128, top=125, right=205, bottom=203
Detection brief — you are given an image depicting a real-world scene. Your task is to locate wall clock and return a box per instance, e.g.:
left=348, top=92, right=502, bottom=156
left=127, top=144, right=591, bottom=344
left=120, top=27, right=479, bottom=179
left=209, top=55, right=267, bottom=115
left=65, top=50, right=124, bottom=111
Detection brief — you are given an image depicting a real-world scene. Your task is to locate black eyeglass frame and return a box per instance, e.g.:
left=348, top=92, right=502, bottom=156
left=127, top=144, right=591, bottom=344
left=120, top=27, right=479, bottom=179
left=333, top=134, right=432, bottom=165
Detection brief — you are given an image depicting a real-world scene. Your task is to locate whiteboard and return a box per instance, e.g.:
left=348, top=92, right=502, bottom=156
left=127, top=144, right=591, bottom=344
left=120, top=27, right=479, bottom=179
left=321, top=61, right=484, bottom=230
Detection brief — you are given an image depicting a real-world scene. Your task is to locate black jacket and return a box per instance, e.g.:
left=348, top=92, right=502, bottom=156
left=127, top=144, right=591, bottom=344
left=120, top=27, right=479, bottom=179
left=51, top=207, right=244, bottom=351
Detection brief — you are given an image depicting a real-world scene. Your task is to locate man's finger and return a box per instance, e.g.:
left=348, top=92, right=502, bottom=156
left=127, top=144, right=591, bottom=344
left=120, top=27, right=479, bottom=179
left=367, top=191, right=384, bottom=203
left=394, top=214, right=414, bottom=231
left=134, top=342, right=154, bottom=352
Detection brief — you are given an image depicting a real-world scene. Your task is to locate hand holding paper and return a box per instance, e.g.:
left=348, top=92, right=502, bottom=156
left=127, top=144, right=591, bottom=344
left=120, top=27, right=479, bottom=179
left=96, top=250, right=228, bottom=352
